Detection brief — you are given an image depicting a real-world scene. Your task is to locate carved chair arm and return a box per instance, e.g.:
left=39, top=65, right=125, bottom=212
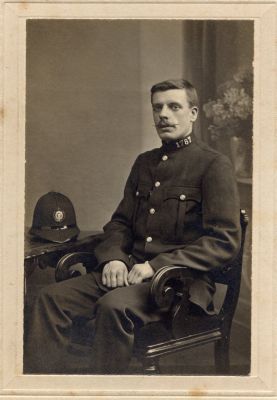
left=150, top=266, right=194, bottom=311
left=55, top=252, right=98, bottom=282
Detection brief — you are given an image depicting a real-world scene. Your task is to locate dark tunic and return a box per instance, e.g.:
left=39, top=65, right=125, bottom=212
left=94, top=133, right=241, bottom=313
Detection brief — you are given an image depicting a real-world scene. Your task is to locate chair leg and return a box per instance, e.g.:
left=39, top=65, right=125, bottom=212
left=142, top=357, right=160, bottom=374
left=214, top=338, right=230, bottom=375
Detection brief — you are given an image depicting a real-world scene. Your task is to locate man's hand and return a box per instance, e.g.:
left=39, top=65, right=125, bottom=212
left=102, top=260, right=129, bottom=288
left=128, top=261, right=154, bottom=285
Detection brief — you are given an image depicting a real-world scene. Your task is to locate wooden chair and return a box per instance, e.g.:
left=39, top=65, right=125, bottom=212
left=55, top=210, right=248, bottom=374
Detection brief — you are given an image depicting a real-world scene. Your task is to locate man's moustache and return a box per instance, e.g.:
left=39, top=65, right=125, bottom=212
left=154, top=123, right=179, bottom=128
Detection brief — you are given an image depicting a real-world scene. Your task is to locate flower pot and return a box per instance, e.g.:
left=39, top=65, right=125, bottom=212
left=230, top=136, right=252, bottom=178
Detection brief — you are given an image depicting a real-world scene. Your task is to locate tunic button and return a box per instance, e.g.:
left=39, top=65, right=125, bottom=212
left=136, top=191, right=139, bottom=196
left=180, top=194, right=186, bottom=201
left=155, top=181, right=161, bottom=188
left=149, top=208, right=155, bottom=215
left=146, top=236, right=152, bottom=243
left=162, top=155, right=168, bottom=161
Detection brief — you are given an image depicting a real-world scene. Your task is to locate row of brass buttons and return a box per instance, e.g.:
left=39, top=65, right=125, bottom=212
left=145, top=154, right=189, bottom=243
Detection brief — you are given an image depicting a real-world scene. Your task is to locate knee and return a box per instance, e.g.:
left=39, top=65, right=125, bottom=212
left=37, top=283, right=62, bottom=307
left=96, top=290, right=125, bottom=315
left=95, top=290, right=137, bottom=335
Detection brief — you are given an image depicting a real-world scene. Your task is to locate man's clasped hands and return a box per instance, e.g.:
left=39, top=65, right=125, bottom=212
left=102, top=260, right=155, bottom=287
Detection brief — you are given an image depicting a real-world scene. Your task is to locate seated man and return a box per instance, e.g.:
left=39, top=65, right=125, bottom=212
left=24, top=79, right=241, bottom=374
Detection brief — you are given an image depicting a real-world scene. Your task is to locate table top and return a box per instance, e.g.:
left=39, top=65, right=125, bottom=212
left=25, top=229, right=103, bottom=260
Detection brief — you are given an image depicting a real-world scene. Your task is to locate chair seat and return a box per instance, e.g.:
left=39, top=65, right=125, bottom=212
left=135, top=313, right=221, bottom=349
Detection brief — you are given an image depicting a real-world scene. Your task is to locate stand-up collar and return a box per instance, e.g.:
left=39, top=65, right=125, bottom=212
left=161, top=132, right=194, bottom=153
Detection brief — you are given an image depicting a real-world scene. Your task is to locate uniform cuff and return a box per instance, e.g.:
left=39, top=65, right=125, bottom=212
left=96, top=254, right=131, bottom=270
left=148, top=258, right=165, bottom=272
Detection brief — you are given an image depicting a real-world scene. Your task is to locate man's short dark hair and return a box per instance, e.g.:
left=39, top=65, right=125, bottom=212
left=151, top=79, right=199, bottom=108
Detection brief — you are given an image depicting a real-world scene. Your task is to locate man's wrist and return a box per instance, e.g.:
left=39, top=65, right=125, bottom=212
left=104, top=259, right=128, bottom=266
left=145, top=260, right=155, bottom=278
left=147, top=260, right=154, bottom=270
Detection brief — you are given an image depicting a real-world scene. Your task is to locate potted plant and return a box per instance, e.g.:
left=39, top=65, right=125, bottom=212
left=203, top=68, right=253, bottom=178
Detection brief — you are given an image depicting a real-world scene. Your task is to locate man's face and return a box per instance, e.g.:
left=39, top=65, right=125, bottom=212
left=152, top=89, right=198, bottom=142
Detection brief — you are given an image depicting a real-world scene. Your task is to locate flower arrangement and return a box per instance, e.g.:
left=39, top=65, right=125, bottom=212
left=203, top=68, right=253, bottom=141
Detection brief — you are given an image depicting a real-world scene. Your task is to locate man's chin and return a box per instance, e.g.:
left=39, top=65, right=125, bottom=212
left=158, top=131, right=177, bottom=142
left=158, top=130, right=192, bottom=143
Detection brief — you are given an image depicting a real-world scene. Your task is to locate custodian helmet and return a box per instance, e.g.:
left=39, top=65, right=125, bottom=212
left=30, top=191, right=80, bottom=243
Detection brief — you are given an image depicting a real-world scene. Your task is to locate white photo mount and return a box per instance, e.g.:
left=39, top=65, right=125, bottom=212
left=1, top=1, right=276, bottom=399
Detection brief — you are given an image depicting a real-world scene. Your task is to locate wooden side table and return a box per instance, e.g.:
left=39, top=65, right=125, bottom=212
left=24, top=229, right=103, bottom=293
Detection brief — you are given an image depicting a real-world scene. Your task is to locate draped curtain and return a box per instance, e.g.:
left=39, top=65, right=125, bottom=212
left=182, top=21, right=217, bottom=144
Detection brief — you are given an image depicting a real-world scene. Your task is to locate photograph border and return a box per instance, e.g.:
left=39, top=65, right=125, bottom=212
left=1, top=1, right=277, bottom=399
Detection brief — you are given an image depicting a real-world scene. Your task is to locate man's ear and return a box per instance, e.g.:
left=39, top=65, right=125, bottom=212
left=190, top=106, right=198, bottom=122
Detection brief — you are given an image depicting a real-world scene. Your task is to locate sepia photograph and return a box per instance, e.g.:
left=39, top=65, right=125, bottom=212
left=1, top=1, right=276, bottom=399
left=24, top=19, right=253, bottom=376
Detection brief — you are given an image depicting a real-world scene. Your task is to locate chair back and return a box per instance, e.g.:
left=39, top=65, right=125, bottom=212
left=211, top=210, right=249, bottom=328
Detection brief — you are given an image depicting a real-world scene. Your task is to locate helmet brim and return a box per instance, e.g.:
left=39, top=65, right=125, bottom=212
left=29, top=226, right=80, bottom=243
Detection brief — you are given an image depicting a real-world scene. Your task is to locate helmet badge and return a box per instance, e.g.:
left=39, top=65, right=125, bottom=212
left=53, top=210, right=65, bottom=223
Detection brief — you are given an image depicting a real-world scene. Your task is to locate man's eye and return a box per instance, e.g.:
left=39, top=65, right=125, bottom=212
left=153, top=105, right=162, bottom=112
left=170, top=104, right=181, bottom=111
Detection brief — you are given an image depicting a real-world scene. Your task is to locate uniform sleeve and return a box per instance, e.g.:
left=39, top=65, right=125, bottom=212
left=149, top=154, right=242, bottom=273
left=94, top=156, right=140, bottom=269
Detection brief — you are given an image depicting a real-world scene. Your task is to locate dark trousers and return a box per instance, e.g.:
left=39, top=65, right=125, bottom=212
left=24, top=271, right=165, bottom=374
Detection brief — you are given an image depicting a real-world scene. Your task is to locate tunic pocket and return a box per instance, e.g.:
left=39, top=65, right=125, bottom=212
left=160, top=186, right=201, bottom=244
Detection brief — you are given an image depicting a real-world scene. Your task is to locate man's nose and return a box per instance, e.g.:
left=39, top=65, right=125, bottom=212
left=159, top=105, right=170, bottom=118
